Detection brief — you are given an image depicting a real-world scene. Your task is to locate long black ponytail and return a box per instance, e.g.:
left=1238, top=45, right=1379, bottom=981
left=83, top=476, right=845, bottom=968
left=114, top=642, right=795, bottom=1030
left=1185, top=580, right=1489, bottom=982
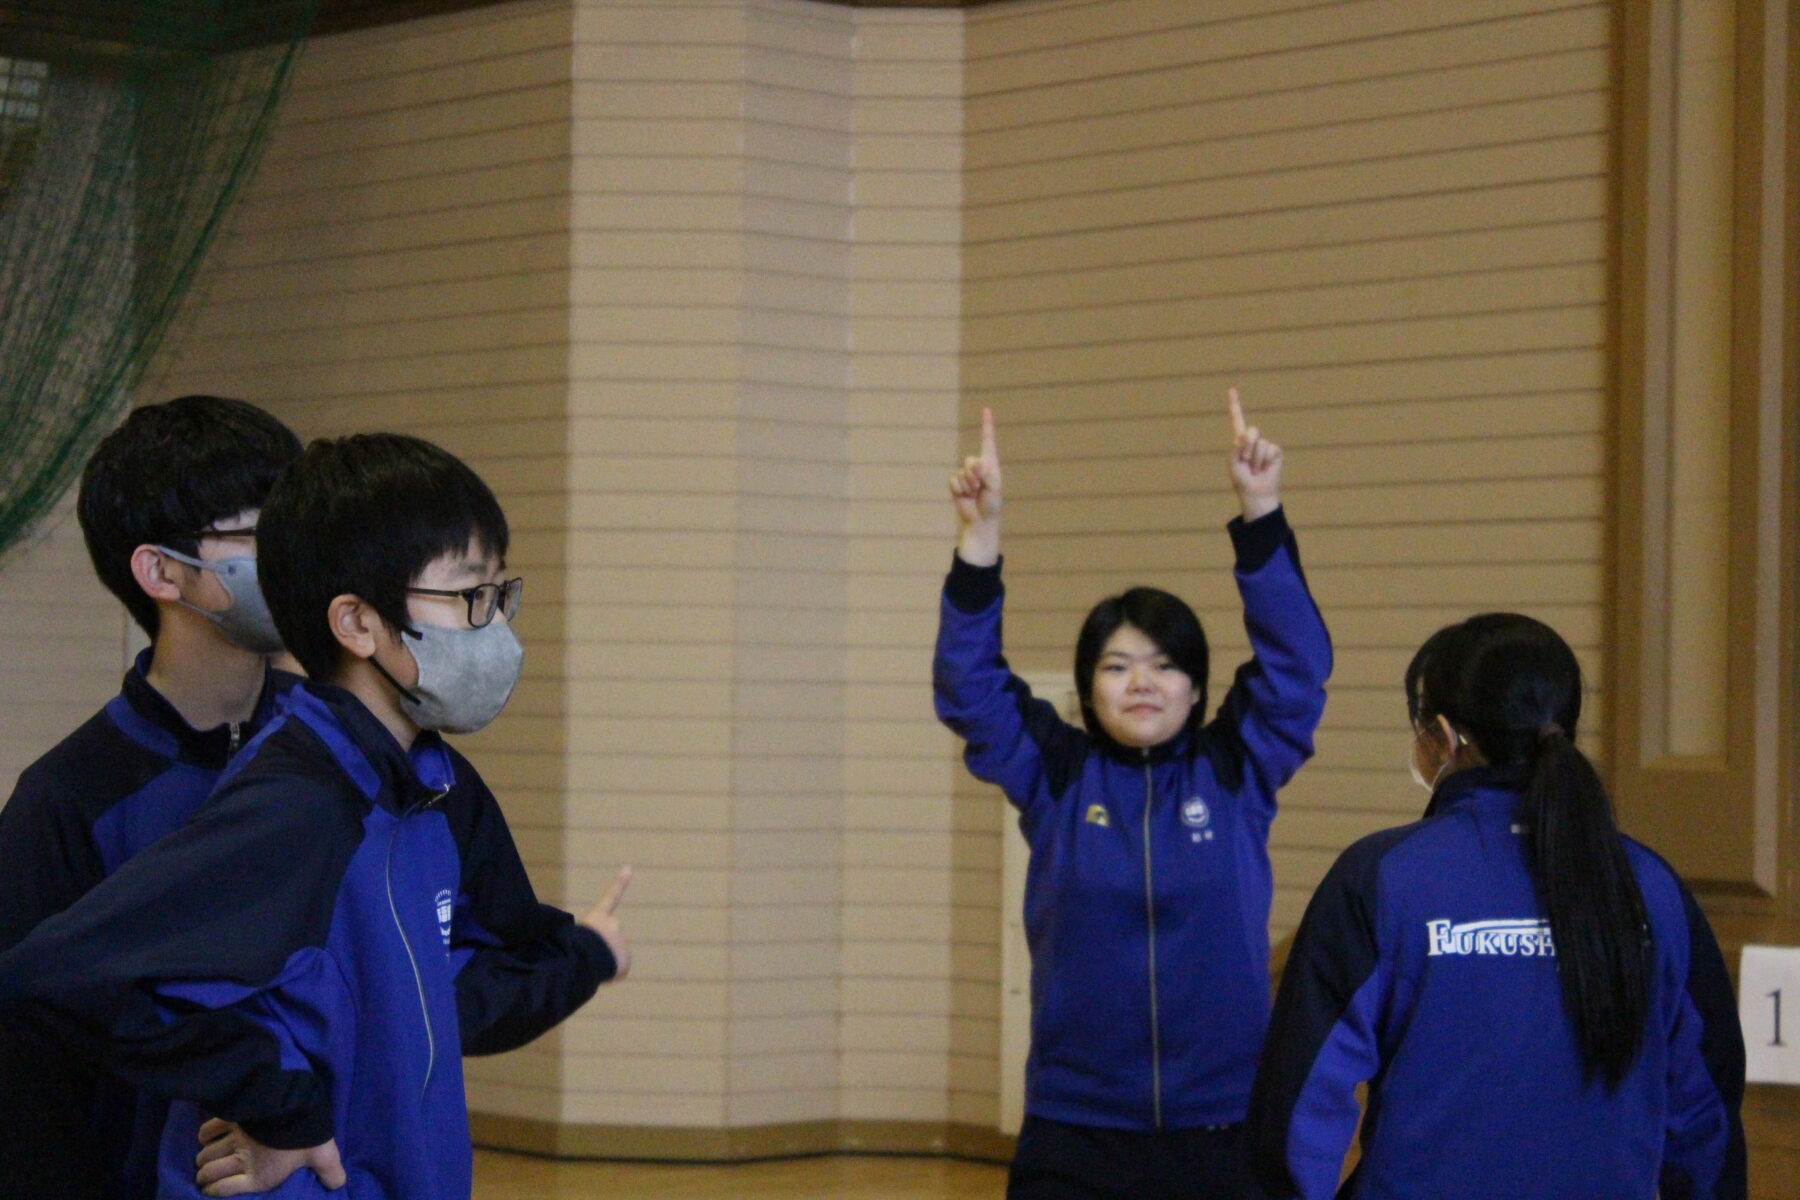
left=1405, top=614, right=1650, bottom=1087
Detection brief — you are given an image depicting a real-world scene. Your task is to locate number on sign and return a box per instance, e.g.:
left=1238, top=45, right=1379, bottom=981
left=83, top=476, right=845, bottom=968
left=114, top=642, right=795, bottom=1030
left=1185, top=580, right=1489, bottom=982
left=1741, top=945, right=1800, bottom=1083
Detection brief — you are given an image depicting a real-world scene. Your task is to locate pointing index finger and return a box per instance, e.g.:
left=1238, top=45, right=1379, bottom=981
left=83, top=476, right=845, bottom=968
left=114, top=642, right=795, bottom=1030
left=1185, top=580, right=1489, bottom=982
left=1228, top=388, right=1247, bottom=443
left=980, top=406, right=997, bottom=463
left=600, top=864, right=632, bottom=915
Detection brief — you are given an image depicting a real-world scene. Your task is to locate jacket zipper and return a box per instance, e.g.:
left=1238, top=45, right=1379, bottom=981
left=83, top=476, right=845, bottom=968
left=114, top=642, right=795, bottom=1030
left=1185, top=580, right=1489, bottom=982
left=1142, top=751, right=1163, bottom=1130
left=227, top=722, right=241, bottom=756
left=385, top=817, right=436, bottom=1101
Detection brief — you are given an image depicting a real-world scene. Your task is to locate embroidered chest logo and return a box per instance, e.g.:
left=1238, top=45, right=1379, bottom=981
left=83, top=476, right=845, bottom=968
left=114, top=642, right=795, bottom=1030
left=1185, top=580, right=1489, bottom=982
left=1426, top=918, right=1555, bottom=958
left=1085, top=804, right=1110, bottom=827
left=1182, top=796, right=1214, bottom=842
left=435, top=889, right=455, bottom=947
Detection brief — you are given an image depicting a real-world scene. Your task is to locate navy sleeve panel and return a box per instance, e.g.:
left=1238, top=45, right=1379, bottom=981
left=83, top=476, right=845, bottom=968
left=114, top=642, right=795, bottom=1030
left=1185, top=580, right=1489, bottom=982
left=1227, top=506, right=1290, bottom=573
left=1659, top=879, right=1747, bottom=1200
left=442, top=750, right=614, bottom=1056
left=1249, top=825, right=1414, bottom=1200
left=945, top=552, right=1002, bottom=614
left=0, top=728, right=363, bottom=1150
left=933, top=563, right=1090, bottom=816
left=0, top=711, right=158, bottom=954
left=454, top=921, right=613, bottom=1056
left=1204, top=510, right=1333, bottom=813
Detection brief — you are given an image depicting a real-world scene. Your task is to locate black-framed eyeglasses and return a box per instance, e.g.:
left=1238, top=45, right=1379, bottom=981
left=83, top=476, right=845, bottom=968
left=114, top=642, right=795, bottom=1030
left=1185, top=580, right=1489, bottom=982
left=405, top=577, right=523, bottom=628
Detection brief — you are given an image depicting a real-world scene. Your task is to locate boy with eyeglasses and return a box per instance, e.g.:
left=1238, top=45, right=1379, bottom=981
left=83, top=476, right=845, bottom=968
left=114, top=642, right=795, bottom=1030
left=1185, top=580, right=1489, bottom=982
left=0, top=394, right=302, bottom=1199
left=0, top=433, right=631, bottom=1200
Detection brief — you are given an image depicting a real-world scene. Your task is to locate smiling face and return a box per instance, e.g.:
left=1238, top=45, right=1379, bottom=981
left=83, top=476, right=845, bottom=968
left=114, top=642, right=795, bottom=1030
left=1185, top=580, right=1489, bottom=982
left=1088, top=622, right=1201, bottom=749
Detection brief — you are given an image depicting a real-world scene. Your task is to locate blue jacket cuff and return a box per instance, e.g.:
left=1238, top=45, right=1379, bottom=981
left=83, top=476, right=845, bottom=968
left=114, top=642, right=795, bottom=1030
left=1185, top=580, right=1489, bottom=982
left=238, top=1094, right=335, bottom=1152
left=579, top=923, right=619, bottom=986
left=945, top=552, right=1003, bottom=614
left=1228, top=506, right=1290, bottom=573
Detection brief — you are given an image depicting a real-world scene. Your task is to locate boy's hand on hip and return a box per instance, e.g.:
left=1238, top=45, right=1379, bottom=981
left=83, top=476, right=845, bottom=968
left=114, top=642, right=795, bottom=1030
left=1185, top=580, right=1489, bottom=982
left=195, top=1118, right=345, bottom=1195
left=582, top=864, right=633, bottom=980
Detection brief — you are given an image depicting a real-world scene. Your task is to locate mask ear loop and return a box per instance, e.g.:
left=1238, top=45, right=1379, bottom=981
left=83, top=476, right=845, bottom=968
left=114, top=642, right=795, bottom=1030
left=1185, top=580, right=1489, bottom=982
left=368, top=654, right=422, bottom=706
left=1442, top=725, right=1472, bottom=783
left=1412, top=718, right=1466, bottom=794
left=153, top=545, right=217, bottom=608
left=366, top=622, right=425, bottom=706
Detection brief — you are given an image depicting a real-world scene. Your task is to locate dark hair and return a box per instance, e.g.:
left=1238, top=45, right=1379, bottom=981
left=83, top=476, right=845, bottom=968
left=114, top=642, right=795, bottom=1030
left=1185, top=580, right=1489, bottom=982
left=76, top=395, right=302, bottom=637
left=1406, top=613, right=1650, bottom=1087
left=1073, top=586, right=1209, bottom=739
left=258, top=433, right=509, bottom=680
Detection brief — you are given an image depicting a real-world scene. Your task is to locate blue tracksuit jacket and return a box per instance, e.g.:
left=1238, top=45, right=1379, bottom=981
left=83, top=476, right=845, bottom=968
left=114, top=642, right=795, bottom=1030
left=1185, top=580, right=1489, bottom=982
left=934, top=507, right=1332, bottom=1131
left=0, top=681, right=614, bottom=1200
left=0, top=650, right=296, bottom=1200
left=1246, top=765, right=1747, bottom=1200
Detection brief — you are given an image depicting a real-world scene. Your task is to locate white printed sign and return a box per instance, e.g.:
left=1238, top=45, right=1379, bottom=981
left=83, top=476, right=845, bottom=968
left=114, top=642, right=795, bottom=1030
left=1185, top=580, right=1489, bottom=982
left=1740, top=944, right=1800, bottom=1085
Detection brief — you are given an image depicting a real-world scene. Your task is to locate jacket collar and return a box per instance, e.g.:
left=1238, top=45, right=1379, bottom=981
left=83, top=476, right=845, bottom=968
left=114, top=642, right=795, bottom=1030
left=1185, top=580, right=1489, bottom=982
left=111, top=647, right=286, bottom=767
left=1092, top=723, right=1192, bottom=765
left=1424, top=762, right=1534, bottom=819
left=284, top=681, right=455, bottom=814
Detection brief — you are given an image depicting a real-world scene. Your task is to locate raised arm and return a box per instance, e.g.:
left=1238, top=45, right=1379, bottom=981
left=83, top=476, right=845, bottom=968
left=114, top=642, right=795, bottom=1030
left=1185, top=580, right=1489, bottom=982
left=934, top=409, right=1085, bottom=819
left=1209, top=390, right=1332, bottom=807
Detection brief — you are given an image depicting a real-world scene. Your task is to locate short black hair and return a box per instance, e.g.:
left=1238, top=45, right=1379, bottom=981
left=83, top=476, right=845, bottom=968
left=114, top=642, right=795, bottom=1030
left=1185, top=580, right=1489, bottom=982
left=258, top=433, right=509, bottom=680
left=1072, top=586, right=1210, bottom=739
left=76, top=395, right=302, bottom=637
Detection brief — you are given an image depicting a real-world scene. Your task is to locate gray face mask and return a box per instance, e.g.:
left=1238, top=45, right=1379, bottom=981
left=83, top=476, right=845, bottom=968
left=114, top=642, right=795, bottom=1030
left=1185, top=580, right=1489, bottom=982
left=156, top=546, right=284, bottom=655
left=392, top=619, right=523, bottom=735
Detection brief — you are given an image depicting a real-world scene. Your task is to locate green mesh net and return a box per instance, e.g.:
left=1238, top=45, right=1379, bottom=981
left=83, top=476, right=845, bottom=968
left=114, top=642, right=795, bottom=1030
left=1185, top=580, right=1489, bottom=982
left=0, top=1, right=318, bottom=561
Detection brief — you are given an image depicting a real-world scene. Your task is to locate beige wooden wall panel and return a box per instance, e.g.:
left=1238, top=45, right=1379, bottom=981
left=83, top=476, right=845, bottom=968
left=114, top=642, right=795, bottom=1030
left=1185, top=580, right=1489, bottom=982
left=726, top=0, right=854, bottom=1130
left=841, top=8, right=965, bottom=1127
left=142, top=0, right=579, bottom=1125
left=0, top=496, right=132, bottom=801
left=961, top=0, right=1611, bottom=1122
left=564, top=0, right=745, bottom=1131
left=561, top=0, right=869, bottom=1132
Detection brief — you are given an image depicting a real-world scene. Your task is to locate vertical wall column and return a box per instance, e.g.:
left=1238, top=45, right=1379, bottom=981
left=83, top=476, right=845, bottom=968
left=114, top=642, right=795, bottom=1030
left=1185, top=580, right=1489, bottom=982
left=562, top=0, right=966, bottom=1153
left=841, top=7, right=967, bottom=1146
left=725, top=0, right=853, bottom=1135
left=1613, top=0, right=1795, bottom=896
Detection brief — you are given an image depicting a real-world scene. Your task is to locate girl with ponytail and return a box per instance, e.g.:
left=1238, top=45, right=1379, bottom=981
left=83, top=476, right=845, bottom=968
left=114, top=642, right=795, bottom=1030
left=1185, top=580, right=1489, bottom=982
left=1247, top=614, right=1745, bottom=1200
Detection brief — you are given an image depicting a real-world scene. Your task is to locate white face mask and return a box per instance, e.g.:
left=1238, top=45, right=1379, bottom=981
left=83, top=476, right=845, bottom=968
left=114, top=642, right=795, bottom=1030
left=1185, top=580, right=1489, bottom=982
left=1409, top=720, right=1463, bottom=793
left=1411, top=750, right=1452, bottom=793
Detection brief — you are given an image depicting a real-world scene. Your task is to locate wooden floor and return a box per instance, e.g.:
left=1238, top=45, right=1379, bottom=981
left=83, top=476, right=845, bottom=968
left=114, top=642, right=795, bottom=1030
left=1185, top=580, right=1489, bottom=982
left=473, top=1149, right=1008, bottom=1199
